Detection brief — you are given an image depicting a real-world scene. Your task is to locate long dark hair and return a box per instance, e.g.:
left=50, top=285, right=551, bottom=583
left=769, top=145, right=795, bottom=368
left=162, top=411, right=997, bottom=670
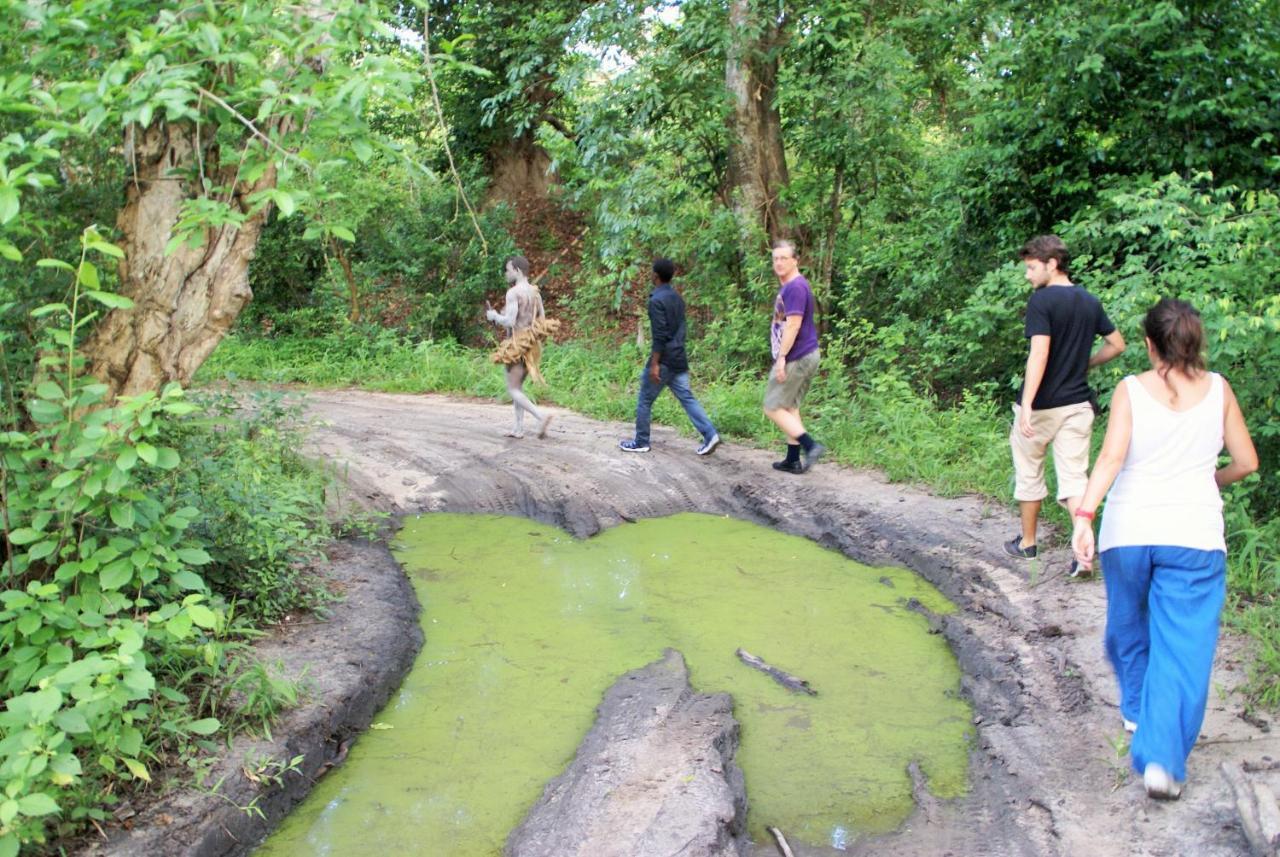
left=1144, top=298, right=1206, bottom=397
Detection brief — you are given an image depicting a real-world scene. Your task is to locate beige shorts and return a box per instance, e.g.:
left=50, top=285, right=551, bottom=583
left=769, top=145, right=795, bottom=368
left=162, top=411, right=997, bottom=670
left=1009, top=402, right=1095, bottom=502
left=764, top=350, right=820, bottom=411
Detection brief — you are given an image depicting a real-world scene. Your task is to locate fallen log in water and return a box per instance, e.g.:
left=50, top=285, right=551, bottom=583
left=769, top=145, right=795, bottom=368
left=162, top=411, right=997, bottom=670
left=736, top=648, right=817, bottom=696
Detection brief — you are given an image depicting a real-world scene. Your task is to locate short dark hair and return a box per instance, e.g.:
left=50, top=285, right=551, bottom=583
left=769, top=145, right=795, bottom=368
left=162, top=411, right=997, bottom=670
left=652, top=257, right=676, bottom=283
left=505, top=255, right=531, bottom=277
left=1018, top=235, right=1070, bottom=275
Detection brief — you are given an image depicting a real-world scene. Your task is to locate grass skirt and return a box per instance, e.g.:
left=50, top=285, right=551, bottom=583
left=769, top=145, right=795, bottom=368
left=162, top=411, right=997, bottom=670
left=489, top=318, right=561, bottom=383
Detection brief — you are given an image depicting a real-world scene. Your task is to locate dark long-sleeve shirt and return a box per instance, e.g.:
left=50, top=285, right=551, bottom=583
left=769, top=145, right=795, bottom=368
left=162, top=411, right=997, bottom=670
left=648, top=283, right=689, bottom=373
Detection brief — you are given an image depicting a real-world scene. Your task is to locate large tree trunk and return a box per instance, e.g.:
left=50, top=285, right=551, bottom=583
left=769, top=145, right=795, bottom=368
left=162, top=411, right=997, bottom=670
left=83, top=122, right=277, bottom=398
left=82, top=2, right=336, bottom=399
left=725, top=0, right=792, bottom=246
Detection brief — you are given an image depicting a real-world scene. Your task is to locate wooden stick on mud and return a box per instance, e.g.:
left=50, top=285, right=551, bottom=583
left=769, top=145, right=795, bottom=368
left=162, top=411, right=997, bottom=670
left=768, top=826, right=796, bottom=857
left=736, top=648, right=817, bottom=696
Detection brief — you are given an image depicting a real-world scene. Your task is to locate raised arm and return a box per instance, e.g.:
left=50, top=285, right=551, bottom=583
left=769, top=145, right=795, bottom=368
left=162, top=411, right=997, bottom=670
left=486, top=288, right=518, bottom=329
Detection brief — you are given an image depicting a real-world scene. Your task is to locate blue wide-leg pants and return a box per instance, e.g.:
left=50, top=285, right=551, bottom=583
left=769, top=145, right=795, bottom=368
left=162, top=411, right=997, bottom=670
left=1101, top=545, right=1227, bottom=782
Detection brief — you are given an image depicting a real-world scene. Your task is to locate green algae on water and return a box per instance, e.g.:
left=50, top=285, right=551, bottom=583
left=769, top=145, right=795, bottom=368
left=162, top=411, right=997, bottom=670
left=258, top=513, right=971, bottom=856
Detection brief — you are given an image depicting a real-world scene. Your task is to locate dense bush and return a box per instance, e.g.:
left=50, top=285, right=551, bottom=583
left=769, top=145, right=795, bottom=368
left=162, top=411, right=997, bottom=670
left=0, top=235, right=346, bottom=852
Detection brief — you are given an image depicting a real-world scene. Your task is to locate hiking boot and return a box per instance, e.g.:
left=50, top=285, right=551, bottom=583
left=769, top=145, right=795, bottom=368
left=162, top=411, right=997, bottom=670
left=619, top=439, right=650, bottom=453
left=1003, top=535, right=1038, bottom=559
left=696, top=434, right=721, bottom=456
left=800, top=442, right=826, bottom=472
left=1143, top=763, right=1183, bottom=800
left=772, top=460, right=804, bottom=474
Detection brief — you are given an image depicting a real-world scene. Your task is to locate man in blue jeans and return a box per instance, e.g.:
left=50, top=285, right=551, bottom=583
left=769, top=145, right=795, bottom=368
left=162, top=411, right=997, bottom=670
left=620, top=258, right=721, bottom=456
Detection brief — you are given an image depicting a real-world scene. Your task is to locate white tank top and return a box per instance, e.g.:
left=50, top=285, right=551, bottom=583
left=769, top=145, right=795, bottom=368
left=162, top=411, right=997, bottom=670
left=1098, top=373, right=1226, bottom=553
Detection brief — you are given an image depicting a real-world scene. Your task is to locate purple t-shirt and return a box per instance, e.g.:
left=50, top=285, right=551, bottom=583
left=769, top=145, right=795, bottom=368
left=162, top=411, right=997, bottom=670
left=770, top=275, right=819, bottom=361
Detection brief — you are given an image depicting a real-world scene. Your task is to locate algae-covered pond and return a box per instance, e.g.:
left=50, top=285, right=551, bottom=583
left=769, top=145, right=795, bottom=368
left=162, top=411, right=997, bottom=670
left=257, top=512, right=972, bottom=855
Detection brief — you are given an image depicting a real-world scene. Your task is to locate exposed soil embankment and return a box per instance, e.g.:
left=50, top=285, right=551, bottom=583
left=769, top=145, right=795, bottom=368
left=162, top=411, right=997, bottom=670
left=298, top=389, right=1278, bottom=857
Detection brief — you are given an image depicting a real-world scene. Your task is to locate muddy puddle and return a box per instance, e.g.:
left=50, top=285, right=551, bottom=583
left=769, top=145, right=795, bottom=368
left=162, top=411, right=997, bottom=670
left=256, top=513, right=972, bottom=855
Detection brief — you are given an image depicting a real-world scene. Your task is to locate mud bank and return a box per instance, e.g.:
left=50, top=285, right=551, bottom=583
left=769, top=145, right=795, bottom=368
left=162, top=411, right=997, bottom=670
left=295, top=390, right=1278, bottom=857
left=77, top=540, right=421, bottom=857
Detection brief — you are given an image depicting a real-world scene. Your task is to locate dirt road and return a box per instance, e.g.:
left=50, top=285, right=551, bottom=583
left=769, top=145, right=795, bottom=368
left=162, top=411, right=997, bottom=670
left=302, top=389, right=1277, bottom=856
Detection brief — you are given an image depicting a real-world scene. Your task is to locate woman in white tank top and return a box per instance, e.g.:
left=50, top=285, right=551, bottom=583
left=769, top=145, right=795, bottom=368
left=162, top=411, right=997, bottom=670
left=1071, top=298, right=1257, bottom=800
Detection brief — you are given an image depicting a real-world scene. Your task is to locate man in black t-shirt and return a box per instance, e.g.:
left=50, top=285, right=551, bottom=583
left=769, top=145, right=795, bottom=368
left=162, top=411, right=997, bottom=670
left=1006, top=236, right=1126, bottom=566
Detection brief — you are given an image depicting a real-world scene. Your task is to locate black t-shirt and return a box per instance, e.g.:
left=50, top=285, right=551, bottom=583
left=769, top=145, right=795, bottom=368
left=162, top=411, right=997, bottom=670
left=1018, top=284, right=1115, bottom=409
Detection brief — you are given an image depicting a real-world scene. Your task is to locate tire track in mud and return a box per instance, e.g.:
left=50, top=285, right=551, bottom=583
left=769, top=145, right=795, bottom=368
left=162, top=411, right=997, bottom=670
left=298, top=389, right=1272, bottom=857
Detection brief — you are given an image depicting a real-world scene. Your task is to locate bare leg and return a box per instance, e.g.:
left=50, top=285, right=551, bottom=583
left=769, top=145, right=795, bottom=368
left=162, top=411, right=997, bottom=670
left=1019, top=499, right=1041, bottom=550
left=765, top=406, right=805, bottom=441
left=505, top=363, right=545, bottom=437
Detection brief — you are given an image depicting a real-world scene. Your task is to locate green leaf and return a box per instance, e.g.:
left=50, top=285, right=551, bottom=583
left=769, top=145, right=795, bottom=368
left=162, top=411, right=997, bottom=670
left=77, top=261, right=100, bottom=288
left=17, top=612, right=41, bottom=636
left=186, top=717, right=221, bottom=736
left=28, top=398, right=63, bottom=423
left=136, top=442, right=157, bottom=465
left=171, top=569, right=206, bottom=590
left=154, top=447, right=180, bottom=469
left=0, top=187, right=18, bottom=225
left=165, top=611, right=192, bottom=638
left=54, top=709, right=91, bottom=734
left=0, top=801, right=17, bottom=827
left=274, top=190, right=296, bottom=217
left=100, top=559, right=133, bottom=590
left=86, top=290, right=133, bottom=309
left=50, top=469, right=81, bottom=489
left=88, top=241, right=125, bottom=259
left=7, top=527, right=42, bottom=545
left=35, top=380, right=65, bottom=400
left=109, top=502, right=135, bottom=529
left=122, top=757, right=151, bottom=782
left=27, top=539, right=57, bottom=561
left=352, top=139, right=373, bottom=162
left=116, top=447, right=138, bottom=471
left=0, top=240, right=20, bottom=262
left=187, top=603, right=218, bottom=629
left=176, top=547, right=212, bottom=565
left=17, top=793, right=60, bottom=816
left=35, top=259, right=75, bottom=272
left=331, top=225, right=356, bottom=242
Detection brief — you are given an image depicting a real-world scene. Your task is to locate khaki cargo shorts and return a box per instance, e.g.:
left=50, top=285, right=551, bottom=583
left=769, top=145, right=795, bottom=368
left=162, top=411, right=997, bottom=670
left=764, top=350, right=820, bottom=411
left=1009, top=401, right=1095, bottom=502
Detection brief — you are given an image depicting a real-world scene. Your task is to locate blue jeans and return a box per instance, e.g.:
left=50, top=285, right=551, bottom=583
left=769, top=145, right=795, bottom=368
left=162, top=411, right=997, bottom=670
left=633, top=366, right=716, bottom=446
left=1102, top=545, right=1226, bottom=781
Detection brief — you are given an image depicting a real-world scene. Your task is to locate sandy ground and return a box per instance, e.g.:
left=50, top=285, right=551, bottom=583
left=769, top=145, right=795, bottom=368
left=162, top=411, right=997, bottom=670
left=300, top=388, right=1277, bottom=857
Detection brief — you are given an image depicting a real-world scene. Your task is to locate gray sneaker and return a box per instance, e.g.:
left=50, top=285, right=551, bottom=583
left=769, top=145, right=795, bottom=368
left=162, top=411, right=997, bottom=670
left=619, top=439, right=650, bottom=453
left=696, top=434, right=721, bottom=456
left=800, top=442, right=826, bottom=472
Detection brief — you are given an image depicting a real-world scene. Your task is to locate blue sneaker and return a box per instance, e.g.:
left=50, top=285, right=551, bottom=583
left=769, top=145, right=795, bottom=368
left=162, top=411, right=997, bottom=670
left=619, top=439, right=650, bottom=453
left=696, top=434, right=721, bottom=456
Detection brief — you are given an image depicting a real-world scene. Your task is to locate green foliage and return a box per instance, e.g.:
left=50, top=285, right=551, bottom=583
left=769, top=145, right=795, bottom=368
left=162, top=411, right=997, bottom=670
left=0, top=230, right=345, bottom=851
left=0, top=233, right=230, bottom=852
left=166, top=390, right=336, bottom=623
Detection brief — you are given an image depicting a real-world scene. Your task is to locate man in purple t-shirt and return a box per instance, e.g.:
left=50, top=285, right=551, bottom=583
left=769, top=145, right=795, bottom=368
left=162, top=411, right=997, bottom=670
left=765, top=240, right=825, bottom=473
